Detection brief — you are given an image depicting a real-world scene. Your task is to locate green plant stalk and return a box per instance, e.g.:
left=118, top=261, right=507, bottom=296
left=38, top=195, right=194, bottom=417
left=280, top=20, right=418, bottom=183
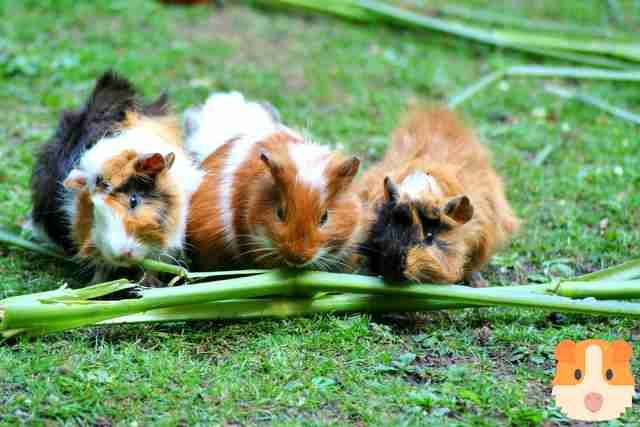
left=0, top=228, right=266, bottom=282
left=545, top=85, right=640, bottom=125
left=506, top=66, right=640, bottom=80
left=436, top=4, right=626, bottom=39
left=260, top=0, right=372, bottom=22
left=141, top=259, right=188, bottom=278
left=4, top=275, right=640, bottom=338
left=293, top=272, right=640, bottom=317
left=354, top=0, right=640, bottom=62
left=0, top=228, right=65, bottom=260
left=554, top=281, right=640, bottom=299
left=449, top=70, right=504, bottom=108
left=6, top=278, right=640, bottom=338
left=0, top=271, right=294, bottom=333
left=261, top=0, right=640, bottom=66
left=572, top=258, right=640, bottom=282
left=186, top=270, right=270, bottom=280
left=102, top=294, right=483, bottom=324
left=0, top=279, right=136, bottom=307
left=122, top=276, right=640, bottom=325
left=449, top=65, right=640, bottom=107
left=514, top=47, right=632, bottom=70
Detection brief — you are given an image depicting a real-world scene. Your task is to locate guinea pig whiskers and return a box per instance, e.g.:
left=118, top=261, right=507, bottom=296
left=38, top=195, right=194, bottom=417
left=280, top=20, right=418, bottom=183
left=234, top=247, right=276, bottom=262
left=325, top=255, right=355, bottom=272
left=234, top=236, right=273, bottom=260
left=159, top=252, right=188, bottom=269
left=254, top=250, right=280, bottom=265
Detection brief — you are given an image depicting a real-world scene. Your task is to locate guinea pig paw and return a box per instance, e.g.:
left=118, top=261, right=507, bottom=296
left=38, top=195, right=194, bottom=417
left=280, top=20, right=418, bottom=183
left=466, top=272, right=488, bottom=288
left=139, top=272, right=167, bottom=288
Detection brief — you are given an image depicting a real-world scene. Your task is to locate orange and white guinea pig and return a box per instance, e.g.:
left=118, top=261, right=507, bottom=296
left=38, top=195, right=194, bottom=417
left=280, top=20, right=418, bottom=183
left=357, top=108, right=519, bottom=286
left=30, top=71, right=204, bottom=282
left=552, top=339, right=635, bottom=422
left=185, top=92, right=365, bottom=270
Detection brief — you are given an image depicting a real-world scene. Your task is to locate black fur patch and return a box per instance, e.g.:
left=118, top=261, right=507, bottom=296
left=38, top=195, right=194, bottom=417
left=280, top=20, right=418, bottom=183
left=361, top=201, right=420, bottom=282
left=114, top=174, right=174, bottom=226
left=360, top=200, right=446, bottom=282
left=30, top=70, right=169, bottom=252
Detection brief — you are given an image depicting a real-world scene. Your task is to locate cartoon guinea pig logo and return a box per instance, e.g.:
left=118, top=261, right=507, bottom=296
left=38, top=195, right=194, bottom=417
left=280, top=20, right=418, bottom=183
left=552, top=339, right=635, bottom=421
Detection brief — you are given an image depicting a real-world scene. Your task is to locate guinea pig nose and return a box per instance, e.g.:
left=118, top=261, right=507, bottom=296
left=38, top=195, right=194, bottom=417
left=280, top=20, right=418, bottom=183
left=584, top=392, right=604, bottom=413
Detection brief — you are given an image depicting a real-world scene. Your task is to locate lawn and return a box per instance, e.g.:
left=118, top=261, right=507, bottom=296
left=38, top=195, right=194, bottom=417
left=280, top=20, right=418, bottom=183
left=1, top=0, right=639, bottom=425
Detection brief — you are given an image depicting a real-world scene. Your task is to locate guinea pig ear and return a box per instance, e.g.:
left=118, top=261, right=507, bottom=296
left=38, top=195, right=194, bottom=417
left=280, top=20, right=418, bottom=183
left=443, top=195, right=473, bottom=224
left=384, top=176, right=400, bottom=203
left=260, top=151, right=285, bottom=184
left=136, top=152, right=174, bottom=177
left=327, top=156, right=360, bottom=196
left=63, top=169, right=87, bottom=190
left=610, top=340, right=633, bottom=362
left=555, top=340, right=576, bottom=362
left=335, top=156, right=360, bottom=180
left=164, top=152, right=176, bottom=170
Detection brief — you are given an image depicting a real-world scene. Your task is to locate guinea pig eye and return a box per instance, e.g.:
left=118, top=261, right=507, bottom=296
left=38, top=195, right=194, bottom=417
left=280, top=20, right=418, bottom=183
left=129, top=193, right=140, bottom=209
left=606, top=369, right=614, bottom=380
left=319, top=210, right=329, bottom=227
left=425, top=232, right=435, bottom=245
left=276, top=206, right=286, bottom=222
left=574, top=369, right=582, bottom=380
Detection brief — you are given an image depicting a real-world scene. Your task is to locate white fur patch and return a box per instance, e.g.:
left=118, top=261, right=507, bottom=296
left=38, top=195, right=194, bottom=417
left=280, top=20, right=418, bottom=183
left=400, top=171, right=443, bottom=200
left=219, top=138, right=257, bottom=253
left=185, top=91, right=282, bottom=162
left=91, top=195, right=144, bottom=264
left=302, top=247, right=326, bottom=269
left=288, top=142, right=331, bottom=192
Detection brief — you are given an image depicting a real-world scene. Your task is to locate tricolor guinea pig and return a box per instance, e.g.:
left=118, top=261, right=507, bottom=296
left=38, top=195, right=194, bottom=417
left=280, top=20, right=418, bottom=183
left=357, top=108, right=519, bottom=286
left=29, top=71, right=203, bottom=282
left=552, top=339, right=635, bottom=422
left=185, top=92, right=365, bottom=270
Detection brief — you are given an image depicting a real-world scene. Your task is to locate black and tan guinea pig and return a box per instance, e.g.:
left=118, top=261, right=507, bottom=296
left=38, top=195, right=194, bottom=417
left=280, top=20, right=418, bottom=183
left=185, top=92, right=365, bottom=271
left=357, top=107, right=519, bottom=287
left=28, top=71, right=204, bottom=282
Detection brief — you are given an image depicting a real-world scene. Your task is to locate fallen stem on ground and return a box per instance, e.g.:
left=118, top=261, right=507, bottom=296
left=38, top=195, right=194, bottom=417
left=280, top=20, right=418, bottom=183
left=449, top=66, right=640, bottom=108
left=435, top=4, right=626, bottom=38
left=545, top=85, right=640, bottom=125
left=263, top=0, right=640, bottom=64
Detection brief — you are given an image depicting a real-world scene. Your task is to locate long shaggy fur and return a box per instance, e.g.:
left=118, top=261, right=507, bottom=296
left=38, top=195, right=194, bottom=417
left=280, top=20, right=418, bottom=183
left=30, top=70, right=167, bottom=252
left=358, top=107, right=519, bottom=284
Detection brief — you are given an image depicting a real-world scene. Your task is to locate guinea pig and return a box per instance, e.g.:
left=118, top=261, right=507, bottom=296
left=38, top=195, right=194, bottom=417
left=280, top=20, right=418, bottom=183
left=29, top=71, right=204, bottom=282
left=357, top=108, right=519, bottom=286
left=552, top=339, right=635, bottom=422
left=185, top=92, right=365, bottom=271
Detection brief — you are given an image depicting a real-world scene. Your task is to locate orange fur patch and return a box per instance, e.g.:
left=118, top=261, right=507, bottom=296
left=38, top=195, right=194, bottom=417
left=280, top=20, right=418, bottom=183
left=73, top=189, right=94, bottom=256
left=357, top=107, right=519, bottom=283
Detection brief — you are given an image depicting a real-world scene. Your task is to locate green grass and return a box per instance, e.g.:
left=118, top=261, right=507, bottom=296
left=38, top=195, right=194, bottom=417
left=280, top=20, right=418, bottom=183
left=1, top=0, right=639, bottom=425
